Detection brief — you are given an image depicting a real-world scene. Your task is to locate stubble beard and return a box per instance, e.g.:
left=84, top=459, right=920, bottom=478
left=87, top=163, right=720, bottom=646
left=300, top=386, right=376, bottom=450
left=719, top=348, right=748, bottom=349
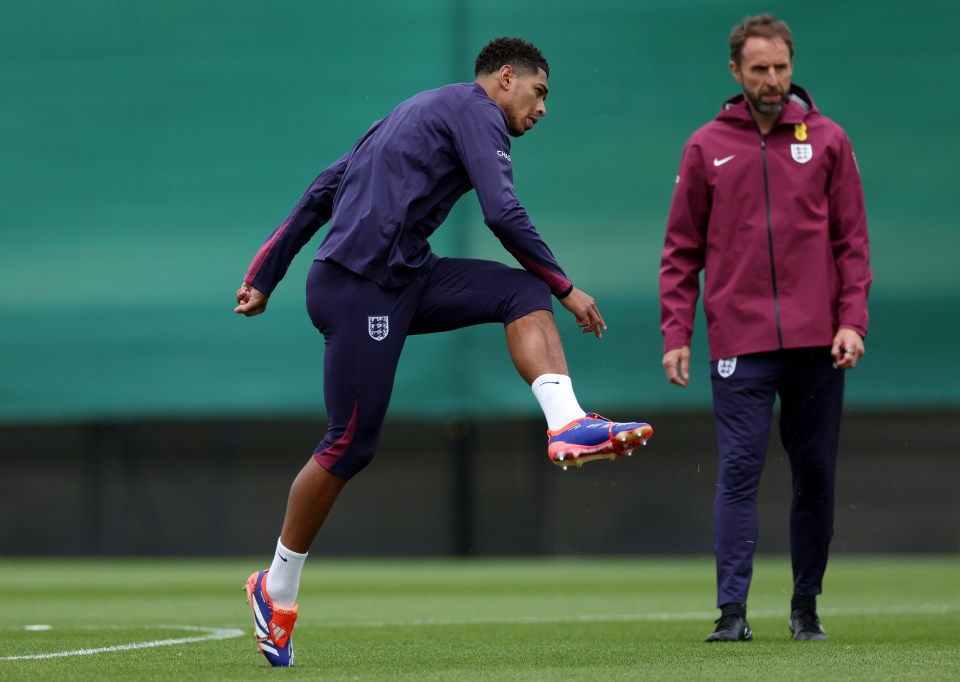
left=507, top=118, right=526, bottom=137
left=749, top=88, right=787, bottom=116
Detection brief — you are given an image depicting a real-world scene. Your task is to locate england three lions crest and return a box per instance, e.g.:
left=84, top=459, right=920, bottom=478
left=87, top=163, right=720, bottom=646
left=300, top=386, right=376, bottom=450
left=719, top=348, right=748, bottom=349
left=791, top=144, right=813, bottom=164
left=717, top=357, right=737, bottom=378
left=368, top=316, right=389, bottom=341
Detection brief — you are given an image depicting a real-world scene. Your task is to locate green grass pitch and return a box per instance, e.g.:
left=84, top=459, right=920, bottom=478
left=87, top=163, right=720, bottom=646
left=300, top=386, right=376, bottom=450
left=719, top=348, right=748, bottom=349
left=2, top=556, right=957, bottom=680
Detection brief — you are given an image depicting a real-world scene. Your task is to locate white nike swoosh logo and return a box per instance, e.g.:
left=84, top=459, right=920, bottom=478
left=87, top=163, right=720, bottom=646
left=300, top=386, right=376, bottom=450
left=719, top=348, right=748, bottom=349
left=713, top=155, right=736, bottom=167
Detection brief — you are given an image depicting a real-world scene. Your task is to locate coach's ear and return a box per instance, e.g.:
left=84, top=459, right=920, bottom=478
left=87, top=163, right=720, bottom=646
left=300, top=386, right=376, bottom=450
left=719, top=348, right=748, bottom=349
left=730, top=59, right=743, bottom=84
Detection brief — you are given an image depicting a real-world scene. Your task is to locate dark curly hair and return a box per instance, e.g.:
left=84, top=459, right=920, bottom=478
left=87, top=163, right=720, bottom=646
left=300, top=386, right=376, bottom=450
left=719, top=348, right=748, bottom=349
left=729, top=14, right=793, bottom=65
left=474, top=37, right=549, bottom=78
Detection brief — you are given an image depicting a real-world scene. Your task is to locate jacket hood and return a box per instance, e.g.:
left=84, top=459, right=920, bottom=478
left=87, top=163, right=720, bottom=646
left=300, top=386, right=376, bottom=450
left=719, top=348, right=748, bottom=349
left=716, top=84, right=817, bottom=126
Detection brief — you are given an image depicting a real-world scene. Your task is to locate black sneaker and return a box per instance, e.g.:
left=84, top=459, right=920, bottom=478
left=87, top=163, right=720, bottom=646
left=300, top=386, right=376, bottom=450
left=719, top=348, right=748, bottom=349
left=704, top=613, right=753, bottom=642
left=789, top=608, right=829, bottom=641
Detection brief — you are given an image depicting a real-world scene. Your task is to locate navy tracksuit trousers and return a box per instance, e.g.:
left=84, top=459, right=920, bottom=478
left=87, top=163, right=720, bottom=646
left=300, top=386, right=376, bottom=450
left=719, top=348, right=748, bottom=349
left=710, top=348, right=845, bottom=608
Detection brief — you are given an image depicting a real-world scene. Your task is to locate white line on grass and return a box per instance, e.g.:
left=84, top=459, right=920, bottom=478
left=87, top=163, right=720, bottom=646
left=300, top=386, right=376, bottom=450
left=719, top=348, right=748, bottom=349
left=309, top=604, right=958, bottom=629
left=5, top=606, right=955, bottom=661
left=1, top=625, right=244, bottom=661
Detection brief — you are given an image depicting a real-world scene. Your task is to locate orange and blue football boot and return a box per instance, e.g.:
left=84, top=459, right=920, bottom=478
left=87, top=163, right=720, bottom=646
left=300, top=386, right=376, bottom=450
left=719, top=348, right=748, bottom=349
left=547, top=413, right=653, bottom=469
left=244, top=570, right=298, bottom=667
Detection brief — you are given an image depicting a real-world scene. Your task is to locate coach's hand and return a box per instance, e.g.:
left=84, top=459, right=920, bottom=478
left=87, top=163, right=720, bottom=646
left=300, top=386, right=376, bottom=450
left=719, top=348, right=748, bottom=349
left=832, top=327, right=865, bottom=369
left=235, top=282, right=269, bottom=316
left=560, top=287, right=606, bottom=339
left=663, top=346, right=690, bottom=387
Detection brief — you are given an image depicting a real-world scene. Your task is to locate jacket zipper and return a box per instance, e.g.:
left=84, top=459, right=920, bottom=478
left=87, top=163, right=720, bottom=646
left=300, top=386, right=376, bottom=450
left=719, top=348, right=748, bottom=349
left=760, top=136, right=784, bottom=348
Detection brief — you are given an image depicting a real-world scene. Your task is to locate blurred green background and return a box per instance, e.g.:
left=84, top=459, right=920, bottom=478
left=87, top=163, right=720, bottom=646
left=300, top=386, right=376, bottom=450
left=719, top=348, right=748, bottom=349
left=3, top=0, right=958, bottom=423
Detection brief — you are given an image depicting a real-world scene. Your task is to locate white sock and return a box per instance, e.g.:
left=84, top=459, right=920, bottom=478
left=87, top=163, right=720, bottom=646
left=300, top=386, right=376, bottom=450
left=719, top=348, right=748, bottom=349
left=265, top=538, right=308, bottom=608
left=531, top=373, right=586, bottom=431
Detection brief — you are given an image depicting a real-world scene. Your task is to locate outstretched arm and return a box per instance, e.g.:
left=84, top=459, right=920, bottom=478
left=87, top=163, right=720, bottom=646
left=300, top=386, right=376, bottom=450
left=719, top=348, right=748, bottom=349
left=241, top=154, right=349, bottom=300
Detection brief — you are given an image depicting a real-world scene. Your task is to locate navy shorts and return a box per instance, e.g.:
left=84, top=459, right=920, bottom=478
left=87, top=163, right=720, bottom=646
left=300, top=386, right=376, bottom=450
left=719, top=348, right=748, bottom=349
left=305, top=257, right=553, bottom=479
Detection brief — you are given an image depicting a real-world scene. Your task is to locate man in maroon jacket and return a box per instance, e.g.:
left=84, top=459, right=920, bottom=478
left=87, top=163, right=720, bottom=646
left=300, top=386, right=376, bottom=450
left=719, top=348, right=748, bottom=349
left=659, top=14, right=871, bottom=642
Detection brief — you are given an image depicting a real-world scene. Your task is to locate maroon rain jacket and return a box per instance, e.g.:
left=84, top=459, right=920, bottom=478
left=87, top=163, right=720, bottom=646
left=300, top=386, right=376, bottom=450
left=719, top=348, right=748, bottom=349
left=660, top=85, right=871, bottom=361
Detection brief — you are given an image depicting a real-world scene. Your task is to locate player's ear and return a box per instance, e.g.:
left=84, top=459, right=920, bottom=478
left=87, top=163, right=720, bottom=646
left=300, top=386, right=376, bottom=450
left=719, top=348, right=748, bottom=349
left=498, top=64, right=514, bottom=90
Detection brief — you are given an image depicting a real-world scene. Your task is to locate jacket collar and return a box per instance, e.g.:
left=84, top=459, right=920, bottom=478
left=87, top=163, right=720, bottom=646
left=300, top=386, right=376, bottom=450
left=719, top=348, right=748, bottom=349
left=716, top=84, right=817, bottom=127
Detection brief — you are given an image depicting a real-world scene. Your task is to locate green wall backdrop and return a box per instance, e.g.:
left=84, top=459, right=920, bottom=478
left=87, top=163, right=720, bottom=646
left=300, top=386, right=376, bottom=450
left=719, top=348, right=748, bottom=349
left=3, top=0, right=958, bottom=423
